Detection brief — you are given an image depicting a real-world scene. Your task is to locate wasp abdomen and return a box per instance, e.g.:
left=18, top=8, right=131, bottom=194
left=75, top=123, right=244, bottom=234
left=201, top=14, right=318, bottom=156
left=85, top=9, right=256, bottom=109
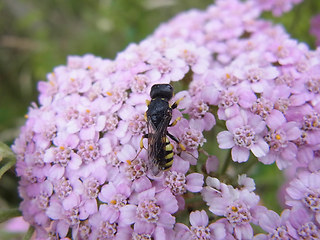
left=161, top=137, right=174, bottom=170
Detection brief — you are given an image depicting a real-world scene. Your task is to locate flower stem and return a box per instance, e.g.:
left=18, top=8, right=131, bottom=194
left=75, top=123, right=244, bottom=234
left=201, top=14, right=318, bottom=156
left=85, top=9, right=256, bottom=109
left=23, top=226, right=35, bottom=240
left=220, top=149, right=231, bottom=175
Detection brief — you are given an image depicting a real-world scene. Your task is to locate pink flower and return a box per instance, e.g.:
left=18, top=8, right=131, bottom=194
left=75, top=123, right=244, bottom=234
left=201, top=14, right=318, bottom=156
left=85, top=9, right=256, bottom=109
left=259, top=110, right=301, bottom=169
left=175, top=210, right=227, bottom=240
left=255, top=209, right=291, bottom=239
left=287, top=207, right=320, bottom=239
left=202, top=177, right=261, bottom=240
left=286, top=170, right=320, bottom=224
left=119, top=187, right=178, bottom=239
left=217, top=110, right=269, bottom=163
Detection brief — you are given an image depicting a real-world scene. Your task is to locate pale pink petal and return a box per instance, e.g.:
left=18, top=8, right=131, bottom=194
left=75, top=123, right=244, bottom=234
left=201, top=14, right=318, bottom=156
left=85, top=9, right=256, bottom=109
left=96, top=115, right=107, bottom=131
left=62, top=193, right=80, bottom=210
left=259, top=152, right=276, bottom=165
left=266, top=110, right=285, bottom=129
left=209, top=222, right=226, bottom=240
left=258, top=210, right=280, bottom=232
left=190, top=210, right=208, bottom=227
left=99, top=137, right=112, bottom=156
left=226, top=114, right=244, bottom=130
left=119, top=204, right=137, bottom=225
left=132, top=176, right=152, bottom=193
left=48, top=165, right=65, bottom=180
left=174, top=223, right=193, bottom=240
left=46, top=201, right=63, bottom=220
left=68, top=153, right=82, bottom=170
left=206, top=156, right=219, bottom=174
left=154, top=226, right=167, bottom=240
left=99, top=183, right=117, bottom=203
left=235, top=223, right=253, bottom=240
left=156, top=188, right=178, bottom=213
left=172, top=157, right=190, bottom=173
left=57, top=220, right=69, bottom=238
left=186, top=173, right=203, bottom=192
left=157, top=212, right=175, bottom=228
left=79, top=127, right=95, bottom=140
left=217, top=131, right=235, bottom=149
left=284, top=124, right=301, bottom=141
left=99, top=204, right=119, bottom=223
left=232, top=146, right=250, bottom=163
left=203, top=113, right=216, bottom=131
left=80, top=199, right=97, bottom=219
left=251, top=139, right=269, bottom=158
left=138, top=187, right=156, bottom=201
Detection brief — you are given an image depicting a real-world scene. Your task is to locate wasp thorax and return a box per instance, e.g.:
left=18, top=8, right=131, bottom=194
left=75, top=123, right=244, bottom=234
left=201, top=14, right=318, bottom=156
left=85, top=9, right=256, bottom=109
left=150, top=84, right=173, bottom=100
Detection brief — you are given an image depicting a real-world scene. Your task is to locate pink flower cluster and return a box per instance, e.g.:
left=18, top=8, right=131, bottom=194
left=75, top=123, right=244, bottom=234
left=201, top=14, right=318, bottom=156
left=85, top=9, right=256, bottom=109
left=12, top=0, right=320, bottom=239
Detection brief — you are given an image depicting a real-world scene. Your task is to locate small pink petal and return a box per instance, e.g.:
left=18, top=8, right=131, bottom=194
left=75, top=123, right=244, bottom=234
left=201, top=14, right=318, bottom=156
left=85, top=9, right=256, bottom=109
left=232, top=146, right=250, bottom=163
left=157, top=188, right=178, bottom=214
left=48, top=165, right=65, bottom=180
left=57, top=220, right=69, bottom=238
left=46, top=201, right=63, bottom=220
left=99, top=183, right=117, bottom=203
left=172, top=157, right=189, bottom=173
left=217, top=131, right=235, bottom=149
left=79, top=127, right=95, bottom=140
left=266, top=110, right=285, bottom=129
left=190, top=210, right=208, bottom=227
left=132, top=176, right=152, bottom=193
left=206, top=156, right=219, bottom=174
left=99, top=204, right=119, bottom=223
left=119, top=204, right=137, bottom=225
left=186, top=173, right=204, bottom=192
left=251, top=139, right=269, bottom=158
left=158, top=212, right=175, bottom=228
left=259, top=152, right=276, bottom=165
left=62, top=193, right=80, bottom=210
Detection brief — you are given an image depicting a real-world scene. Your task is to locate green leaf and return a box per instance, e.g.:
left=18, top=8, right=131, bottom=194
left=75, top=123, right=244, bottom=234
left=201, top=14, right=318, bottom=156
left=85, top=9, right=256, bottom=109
left=0, top=208, right=21, bottom=223
left=0, top=142, right=16, bottom=179
left=0, top=142, right=15, bottom=162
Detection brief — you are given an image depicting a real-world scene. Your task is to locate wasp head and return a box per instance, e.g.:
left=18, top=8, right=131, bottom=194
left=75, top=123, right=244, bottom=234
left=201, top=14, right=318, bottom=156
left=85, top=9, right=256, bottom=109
left=150, top=84, right=173, bottom=100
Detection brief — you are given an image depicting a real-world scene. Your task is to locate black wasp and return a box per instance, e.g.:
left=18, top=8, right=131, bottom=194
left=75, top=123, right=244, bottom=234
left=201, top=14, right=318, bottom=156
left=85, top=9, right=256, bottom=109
left=137, top=84, right=184, bottom=175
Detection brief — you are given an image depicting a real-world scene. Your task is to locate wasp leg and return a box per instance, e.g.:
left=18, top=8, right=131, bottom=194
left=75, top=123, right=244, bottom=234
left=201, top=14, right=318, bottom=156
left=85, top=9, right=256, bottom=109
left=146, top=99, right=150, bottom=106
left=140, top=134, right=148, bottom=149
left=131, top=134, right=148, bottom=163
left=167, top=132, right=186, bottom=151
left=171, top=97, right=184, bottom=109
left=169, top=116, right=181, bottom=127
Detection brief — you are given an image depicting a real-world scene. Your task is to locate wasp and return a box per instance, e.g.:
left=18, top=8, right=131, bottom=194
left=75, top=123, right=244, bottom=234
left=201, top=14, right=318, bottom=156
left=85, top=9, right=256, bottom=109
left=137, top=84, right=184, bottom=175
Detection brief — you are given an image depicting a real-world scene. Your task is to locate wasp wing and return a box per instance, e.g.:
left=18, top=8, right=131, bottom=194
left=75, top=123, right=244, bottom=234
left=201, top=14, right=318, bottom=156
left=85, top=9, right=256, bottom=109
left=147, top=109, right=172, bottom=175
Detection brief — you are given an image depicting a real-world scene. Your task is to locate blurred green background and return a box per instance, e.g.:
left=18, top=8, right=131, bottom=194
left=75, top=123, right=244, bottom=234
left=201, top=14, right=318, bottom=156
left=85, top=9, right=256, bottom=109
left=0, top=0, right=319, bottom=233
